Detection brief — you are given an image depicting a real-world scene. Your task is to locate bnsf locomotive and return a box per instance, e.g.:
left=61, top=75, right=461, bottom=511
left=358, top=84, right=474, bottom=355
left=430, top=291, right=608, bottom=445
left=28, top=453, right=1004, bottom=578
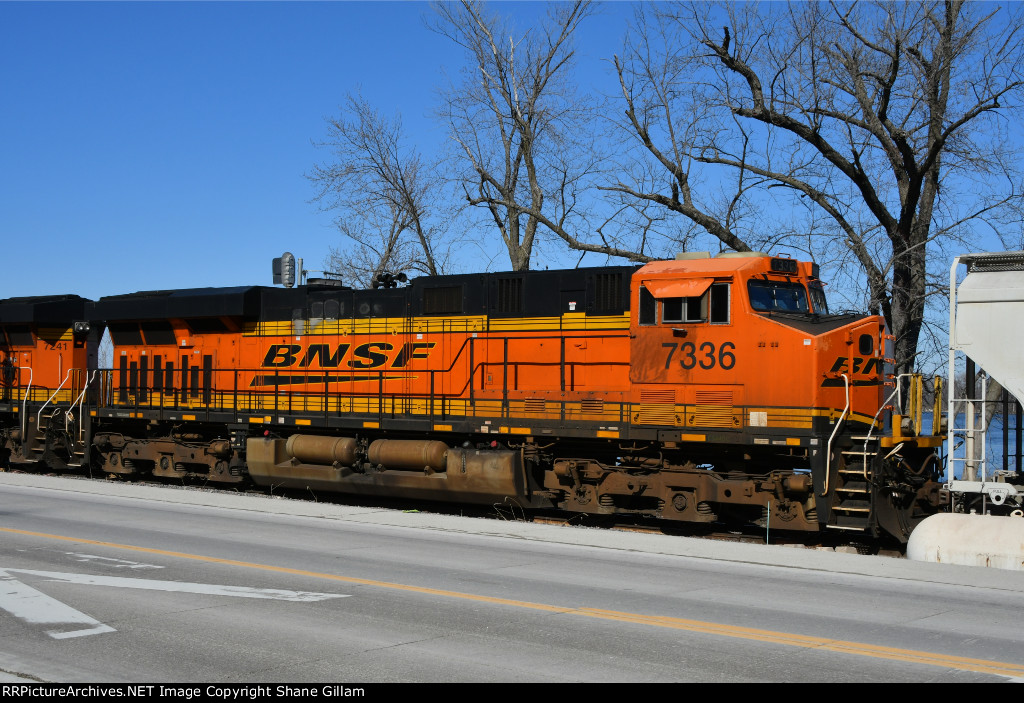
left=0, top=253, right=944, bottom=542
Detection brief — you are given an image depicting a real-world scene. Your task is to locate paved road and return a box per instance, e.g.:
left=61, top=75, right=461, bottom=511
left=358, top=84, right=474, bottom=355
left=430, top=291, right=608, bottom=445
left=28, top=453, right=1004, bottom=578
left=1, top=473, right=1022, bottom=682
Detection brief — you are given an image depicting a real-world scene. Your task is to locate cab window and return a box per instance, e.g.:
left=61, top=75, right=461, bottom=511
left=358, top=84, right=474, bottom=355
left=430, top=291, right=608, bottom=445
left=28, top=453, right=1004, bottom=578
left=639, top=286, right=656, bottom=325
left=662, top=283, right=730, bottom=324
left=748, top=280, right=809, bottom=313
left=662, top=296, right=703, bottom=323
left=809, top=283, right=829, bottom=314
left=709, top=283, right=729, bottom=323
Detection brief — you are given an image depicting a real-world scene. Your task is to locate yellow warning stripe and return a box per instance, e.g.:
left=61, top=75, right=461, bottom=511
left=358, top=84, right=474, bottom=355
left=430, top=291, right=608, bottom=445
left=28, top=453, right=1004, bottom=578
left=36, top=327, right=74, bottom=342
left=243, top=313, right=629, bottom=337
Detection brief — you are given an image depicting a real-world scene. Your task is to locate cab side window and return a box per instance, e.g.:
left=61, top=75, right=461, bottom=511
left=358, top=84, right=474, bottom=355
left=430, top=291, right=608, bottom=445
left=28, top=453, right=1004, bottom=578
left=661, top=283, right=729, bottom=324
left=809, top=283, right=829, bottom=314
left=709, top=283, right=729, bottom=323
left=662, top=295, right=704, bottom=323
left=639, top=286, right=656, bottom=325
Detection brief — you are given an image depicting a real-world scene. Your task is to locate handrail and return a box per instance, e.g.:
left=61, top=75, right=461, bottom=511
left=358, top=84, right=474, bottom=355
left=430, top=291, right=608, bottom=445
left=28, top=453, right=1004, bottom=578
left=71, top=370, right=97, bottom=442
left=860, top=373, right=913, bottom=469
left=37, top=369, right=73, bottom=430
left=823, top=374, right=850, bottom=496
left=948, top=255, right=961, bottom=479
left=980, top=372, right=988, bottom=482
left=19, top=366, right=33, bottom=438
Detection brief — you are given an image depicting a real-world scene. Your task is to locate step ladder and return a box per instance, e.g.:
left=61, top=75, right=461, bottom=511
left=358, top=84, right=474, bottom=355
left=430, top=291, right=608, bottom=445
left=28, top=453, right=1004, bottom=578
left=30, top=414, right=87, bottom=469
left=828, top=435, right=878, bottom=531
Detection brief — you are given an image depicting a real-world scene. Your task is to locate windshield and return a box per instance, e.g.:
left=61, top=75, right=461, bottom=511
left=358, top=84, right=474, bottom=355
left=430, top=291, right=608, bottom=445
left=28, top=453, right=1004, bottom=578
left=747, top=280, right=810, bottom=313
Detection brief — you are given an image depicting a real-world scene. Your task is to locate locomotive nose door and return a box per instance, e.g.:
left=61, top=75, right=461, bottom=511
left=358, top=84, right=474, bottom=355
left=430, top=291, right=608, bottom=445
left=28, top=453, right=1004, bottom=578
left=847, top=319, right=886, bottom=419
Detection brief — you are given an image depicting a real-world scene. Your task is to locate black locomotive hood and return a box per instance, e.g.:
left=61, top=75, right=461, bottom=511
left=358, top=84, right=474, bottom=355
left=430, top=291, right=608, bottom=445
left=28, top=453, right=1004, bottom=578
left=91, top=286, right=262, bottom=322
left=754, top=310, right=874, bottom=335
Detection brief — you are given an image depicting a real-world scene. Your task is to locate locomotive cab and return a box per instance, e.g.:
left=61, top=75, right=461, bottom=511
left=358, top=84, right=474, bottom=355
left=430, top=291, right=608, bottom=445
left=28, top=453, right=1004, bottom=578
left=625, top=252, right=939, bottom=538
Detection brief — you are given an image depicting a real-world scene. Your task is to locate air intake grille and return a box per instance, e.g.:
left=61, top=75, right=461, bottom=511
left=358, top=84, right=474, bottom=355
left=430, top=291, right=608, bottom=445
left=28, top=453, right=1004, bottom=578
left=524, top=398, right=546, bottom=413
left=424, top=286, right=463, bottom=314
left=497, top=278, right=523, bottom=313
left=594, top=273, right=622, bottom=311
left=637, top=389, right=676, bottom=426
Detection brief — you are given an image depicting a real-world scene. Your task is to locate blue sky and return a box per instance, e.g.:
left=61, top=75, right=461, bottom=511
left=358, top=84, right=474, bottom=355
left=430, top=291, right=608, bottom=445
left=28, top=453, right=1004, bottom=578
left=2, top=1, right=1013, bottom=310
left=1, top=1, right=632, bottom=301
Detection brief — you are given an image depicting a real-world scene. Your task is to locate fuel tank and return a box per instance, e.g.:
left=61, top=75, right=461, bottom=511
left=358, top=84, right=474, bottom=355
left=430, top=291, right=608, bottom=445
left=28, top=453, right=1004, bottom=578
left=246, top=436, right=534, bottom=506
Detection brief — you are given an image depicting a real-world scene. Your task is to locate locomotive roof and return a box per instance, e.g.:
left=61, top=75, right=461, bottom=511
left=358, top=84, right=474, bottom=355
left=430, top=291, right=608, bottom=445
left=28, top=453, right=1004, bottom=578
left=636, top=253, right=786, bottom=277
left=97, top=286, right=258, bottom=300
left=91, top=286, right=262, bottom=321
left=0, top=294, right=90, bottom=325
left=408, top=263, right=640, bottom=281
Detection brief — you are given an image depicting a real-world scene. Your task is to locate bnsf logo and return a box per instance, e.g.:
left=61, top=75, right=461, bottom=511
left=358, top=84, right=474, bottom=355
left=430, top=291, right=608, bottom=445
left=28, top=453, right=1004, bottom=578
left=262, top=342, right=435, bottom=369
left=829, top=356, right=883, bottom=375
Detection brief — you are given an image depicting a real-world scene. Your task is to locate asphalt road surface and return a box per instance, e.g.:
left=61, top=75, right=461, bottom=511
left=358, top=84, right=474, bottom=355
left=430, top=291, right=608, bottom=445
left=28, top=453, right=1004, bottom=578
left=1, top=473, right=1022, bottom=683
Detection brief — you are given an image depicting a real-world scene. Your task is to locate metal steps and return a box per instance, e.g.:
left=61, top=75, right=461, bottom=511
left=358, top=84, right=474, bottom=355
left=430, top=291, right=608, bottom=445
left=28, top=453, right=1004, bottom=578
left=27, top=425, right=86, bottom=460
left=827, top=437, right=877, bottom=532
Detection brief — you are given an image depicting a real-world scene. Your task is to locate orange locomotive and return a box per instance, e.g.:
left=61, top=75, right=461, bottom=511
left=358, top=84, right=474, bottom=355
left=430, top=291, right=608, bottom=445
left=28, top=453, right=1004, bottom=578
left=0, top=295, right=99, bottom=469
left=4, top=253, right=943, bottom=542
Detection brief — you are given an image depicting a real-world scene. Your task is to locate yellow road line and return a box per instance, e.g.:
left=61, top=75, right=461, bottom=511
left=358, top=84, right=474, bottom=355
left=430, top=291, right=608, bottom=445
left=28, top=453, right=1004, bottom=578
left=0, top=528, right=571, bottom=613
left=3, top=527, right=1021, bottom=678
left=577, top=609, right=1024, bottom=678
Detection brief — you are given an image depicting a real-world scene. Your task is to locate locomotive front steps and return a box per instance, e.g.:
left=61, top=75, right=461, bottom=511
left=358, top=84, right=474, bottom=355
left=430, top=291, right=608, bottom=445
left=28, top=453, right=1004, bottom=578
left=828, top=436, right=879, bottom=532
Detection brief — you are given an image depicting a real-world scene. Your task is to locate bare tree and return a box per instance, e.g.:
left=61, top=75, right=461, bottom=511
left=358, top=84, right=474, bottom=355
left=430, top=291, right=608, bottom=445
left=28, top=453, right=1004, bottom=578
left=322, top=203, right=431, bottom=290
left=309, top=94, right=450, bottom=288
left=606, top=1, right=1024, bottom=377
left=433, top=0, right=632, bottom=270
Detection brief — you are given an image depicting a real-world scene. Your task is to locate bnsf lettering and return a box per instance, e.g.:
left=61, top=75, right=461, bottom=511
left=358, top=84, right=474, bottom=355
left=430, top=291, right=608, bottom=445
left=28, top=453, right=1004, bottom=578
left=300, top=343, right=350, bottom=367
left=263, top=344, right=301, bottom=367
left=261, top=342, right=436, bottom=370
left=829, top=357, right=883, bottom=375
left=349, top=342, right=393, bottom=369
left=391, top=342, right=435, bottom=368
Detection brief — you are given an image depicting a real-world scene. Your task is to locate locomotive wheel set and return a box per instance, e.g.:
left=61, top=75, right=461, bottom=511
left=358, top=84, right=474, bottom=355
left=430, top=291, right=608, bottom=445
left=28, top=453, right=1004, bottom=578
left=0, top=253, right=944, bottom=544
